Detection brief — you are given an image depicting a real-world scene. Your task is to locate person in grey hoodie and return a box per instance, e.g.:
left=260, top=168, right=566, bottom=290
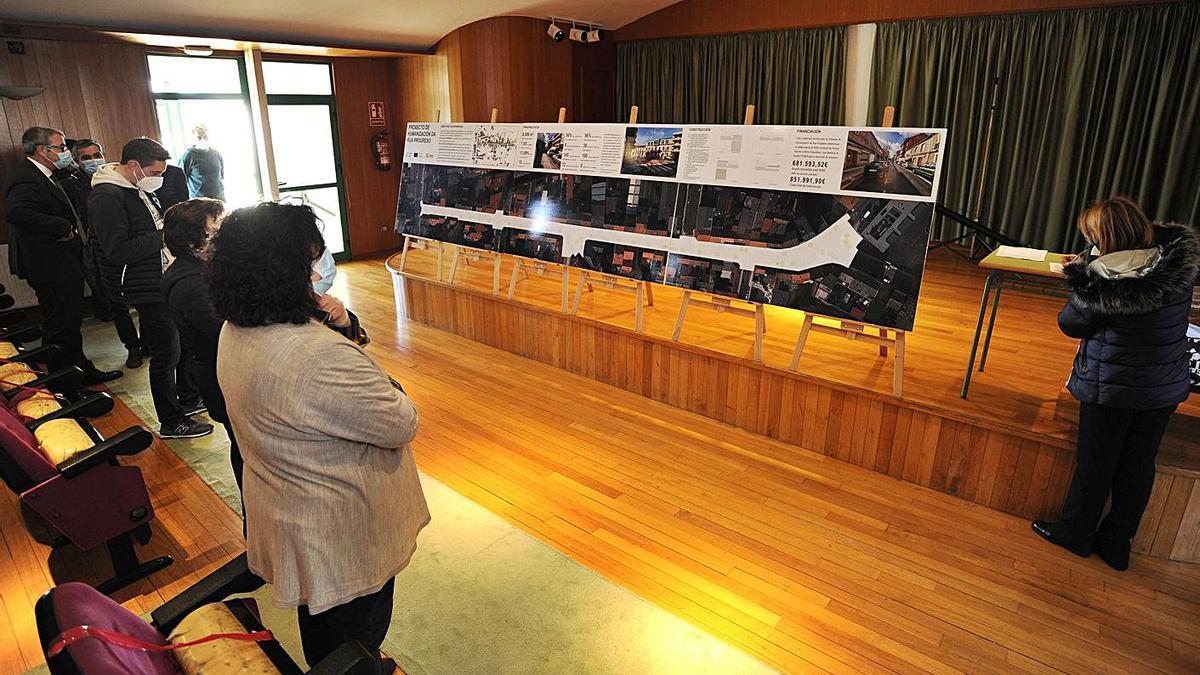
left=87, top=138, right=212, bottom=440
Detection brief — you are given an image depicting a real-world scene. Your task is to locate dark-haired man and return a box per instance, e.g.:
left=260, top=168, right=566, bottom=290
left=63, top=138, right=147, bottom=368
left=3, top=126, right=121, bottom=384
left=88, top=137, right=212, bottom=440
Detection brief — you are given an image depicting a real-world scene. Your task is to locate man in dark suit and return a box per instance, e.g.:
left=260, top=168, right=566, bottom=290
left=4, top=126, right=121, bottom=384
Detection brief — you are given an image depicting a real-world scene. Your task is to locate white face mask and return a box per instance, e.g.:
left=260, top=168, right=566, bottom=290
left=133, top=163, right=164, bottom=193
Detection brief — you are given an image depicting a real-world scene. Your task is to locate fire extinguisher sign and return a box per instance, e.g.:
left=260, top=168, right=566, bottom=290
left=368, top=101, right=386, bottom=127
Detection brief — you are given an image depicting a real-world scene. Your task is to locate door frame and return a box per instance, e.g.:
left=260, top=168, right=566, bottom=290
left=263, top=61, right=352, bottom=262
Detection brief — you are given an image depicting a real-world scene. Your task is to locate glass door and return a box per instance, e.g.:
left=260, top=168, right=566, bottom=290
left=148, top=54, right=263, bottom=209
left=262, top=61, right=351, bottom=260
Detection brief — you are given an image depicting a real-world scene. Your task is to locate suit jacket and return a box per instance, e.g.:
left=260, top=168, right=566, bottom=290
left=3, top=159, right=84, bottom=283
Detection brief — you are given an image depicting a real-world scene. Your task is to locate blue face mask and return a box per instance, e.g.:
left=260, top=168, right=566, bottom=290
left=81, top=158, right=105, bottom=174
left=51, top=150, right=73, bottom=170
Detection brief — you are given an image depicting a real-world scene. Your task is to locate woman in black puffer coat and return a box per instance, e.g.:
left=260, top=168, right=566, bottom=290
left=1033, top=197, right=1199, bottom=571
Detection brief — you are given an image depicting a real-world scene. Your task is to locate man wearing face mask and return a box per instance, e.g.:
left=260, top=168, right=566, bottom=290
left=63, top=138, right=147, bottom=369
left=88, top=137, right=213, bottom=440
left=3, top=126, right=121, bottom=384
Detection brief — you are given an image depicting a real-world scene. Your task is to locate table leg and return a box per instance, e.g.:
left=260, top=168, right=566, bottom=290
left=979, top=284, right=1004, bottom=372
left=961, top=272, right=998, bottom=399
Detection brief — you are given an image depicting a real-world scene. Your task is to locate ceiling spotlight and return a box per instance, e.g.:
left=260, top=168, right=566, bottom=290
left=585, top=29, right=603, bottom=43
left=569, top=26, right=586, bottom=42
left=182, top=44, right=214, bottom=56
left=547, top=21, right=565, bottom=42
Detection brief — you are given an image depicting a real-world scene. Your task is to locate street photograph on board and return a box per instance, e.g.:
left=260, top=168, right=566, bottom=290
left=841, top=130, right=940, bottom=197
left=621, top=126, right=684, bottom=177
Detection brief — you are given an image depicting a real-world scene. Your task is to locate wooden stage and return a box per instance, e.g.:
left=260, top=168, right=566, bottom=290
left=391, top=245, right=1200, bottom=565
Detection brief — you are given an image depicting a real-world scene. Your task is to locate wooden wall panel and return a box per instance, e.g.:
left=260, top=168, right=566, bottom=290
left=616, top=0, right=1163, bottom=41
left=398, top=275, right=1074, bottom=518
left=331, top=57, right=405, bottom=257
left=435, top=16, right=574, bottom=124
left=0, top=38, right=158, bottom=238
left=393, top=55, right=449, bottom=127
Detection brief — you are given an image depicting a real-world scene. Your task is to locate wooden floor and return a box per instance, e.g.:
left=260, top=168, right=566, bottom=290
left=350, top=256, right=1200, bottom=673
left=0, top=398, right=244, bottom=673
left=2, top=251, right=1197, bottom=673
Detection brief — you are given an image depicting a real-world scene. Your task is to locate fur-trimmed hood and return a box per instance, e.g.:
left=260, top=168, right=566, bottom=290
left=1064, top=222, right=1199, bottom=315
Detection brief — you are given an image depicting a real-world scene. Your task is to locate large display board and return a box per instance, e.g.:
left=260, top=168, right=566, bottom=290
left=395, top=122, right=947, bottom=331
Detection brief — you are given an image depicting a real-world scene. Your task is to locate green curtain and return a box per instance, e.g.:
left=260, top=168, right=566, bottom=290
left=616, top=27, right=846, bottom=126
left=870, top=2, right=1200, bottom=250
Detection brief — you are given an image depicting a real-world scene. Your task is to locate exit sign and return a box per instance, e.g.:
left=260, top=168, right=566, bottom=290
left=368, top=101, right=386, bottom=127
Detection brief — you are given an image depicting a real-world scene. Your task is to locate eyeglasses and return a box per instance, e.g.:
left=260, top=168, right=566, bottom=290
left=41, top=144, right=69, bottom=152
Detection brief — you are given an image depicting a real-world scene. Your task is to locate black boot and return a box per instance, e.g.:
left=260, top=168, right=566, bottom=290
left=1093, top=537, right=1131, bottom=571
left=1031, top=520, right=1092, bottom=558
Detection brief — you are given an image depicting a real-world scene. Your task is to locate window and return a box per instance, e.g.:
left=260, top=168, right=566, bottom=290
left=148, top=54, right=262, bottom=209
left=149, top=55, right=242, bottom=95
left=261, top=61, right=333, bottom=95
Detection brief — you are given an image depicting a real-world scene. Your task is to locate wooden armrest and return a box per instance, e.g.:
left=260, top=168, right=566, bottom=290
left=151, top=553, right=265, bottom=634
left=3, top=367, right=83, bottom=398
left=307, top=641, right=379, bottom=674
left=10, top=344, right=61, bottom=367
left=27, top=393, right=114, bottom=431
left=57, top=427, right=153, bottom=478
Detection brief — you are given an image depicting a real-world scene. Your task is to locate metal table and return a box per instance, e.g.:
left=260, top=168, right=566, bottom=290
left=961, top=250, right=1073, bottom=398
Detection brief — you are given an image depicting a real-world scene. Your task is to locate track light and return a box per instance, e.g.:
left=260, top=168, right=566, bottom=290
left=547, top=21, right=565, bottom=42
left=569, top=26, right=586, bottom=42
left=585, top=29, right=603, bottom=43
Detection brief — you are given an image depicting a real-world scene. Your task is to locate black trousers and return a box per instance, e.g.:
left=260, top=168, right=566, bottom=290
left=176, top=342, right=199, bottom=404
left=30, top=279, right=93, bottom=370
left=1060, top=402, right=1176, bottom=546
left=132, top=302, right=185, bottom=426
left=298, top=578, right=394, bottom=671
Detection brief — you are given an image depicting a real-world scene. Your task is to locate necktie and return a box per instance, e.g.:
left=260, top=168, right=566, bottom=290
left=50, top=177, right=87, bottom=246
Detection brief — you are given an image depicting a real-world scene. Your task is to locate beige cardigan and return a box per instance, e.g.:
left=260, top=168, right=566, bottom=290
left=217, top=319, right=429, bottom=614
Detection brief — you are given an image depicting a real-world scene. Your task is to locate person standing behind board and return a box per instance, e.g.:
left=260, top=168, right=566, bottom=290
left=179, top=124, right=224, bottom=200
left=3, top=126, right=121, bottom=384
left=1032, top=198, right=1199, bottom=571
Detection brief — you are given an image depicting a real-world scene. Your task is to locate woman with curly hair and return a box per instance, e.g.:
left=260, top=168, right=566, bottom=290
left=1032, top=198, right=1198, bottom=571
left=209, top=202, right=427, bottom=672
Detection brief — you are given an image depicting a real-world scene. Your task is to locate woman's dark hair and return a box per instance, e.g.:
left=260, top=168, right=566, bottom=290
left=207, top=202, right=326, bottom=327
left=163, top=198, right=225, bottom=257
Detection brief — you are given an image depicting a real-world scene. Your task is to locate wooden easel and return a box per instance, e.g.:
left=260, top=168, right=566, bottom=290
left=789, top=106, right=908, bottom=397
left=672, top=105, right=767, bottom=361
left=569, top=105, right=656, bottom=332
left=397, top=108, right=451, bottom=281
left=507, top=107, right=574, bottom=313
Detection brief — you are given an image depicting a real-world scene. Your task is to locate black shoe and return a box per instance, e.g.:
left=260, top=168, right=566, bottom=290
left=159, top=417, right=214, bottom=440
left=1031, top=520, right=1091, bottom=557
left=81, top=368, right=123, bottom=385
left=180, top=399, right=207, bottom=417
left=1093, top=538, right=1131, bottom=571
left=125, top=348, right=144, bottom=369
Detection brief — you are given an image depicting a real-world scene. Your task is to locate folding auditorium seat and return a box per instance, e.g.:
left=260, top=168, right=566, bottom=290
left=35, top=553, right=376, bottom=674
left=0, top=391, right=173, bottom=595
